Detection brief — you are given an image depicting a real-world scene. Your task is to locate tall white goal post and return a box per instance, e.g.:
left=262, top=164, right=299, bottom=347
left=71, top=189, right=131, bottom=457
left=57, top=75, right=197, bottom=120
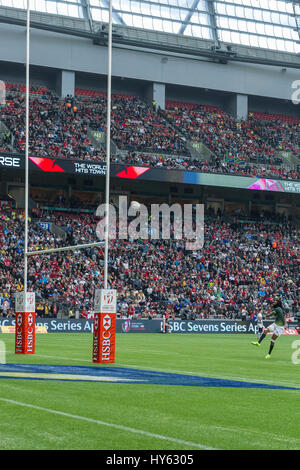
left=16, top=0, right=116, bottom=363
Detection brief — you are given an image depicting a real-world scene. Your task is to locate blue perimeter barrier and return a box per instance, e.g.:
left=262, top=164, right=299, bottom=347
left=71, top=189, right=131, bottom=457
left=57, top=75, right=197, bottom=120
left=0, top=317, right=298, bottom=334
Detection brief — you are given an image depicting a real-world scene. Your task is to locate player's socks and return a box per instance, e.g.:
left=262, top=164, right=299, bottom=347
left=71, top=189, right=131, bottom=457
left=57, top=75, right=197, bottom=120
left=268, top=340, right=275, bottom=355
left=258, top=332, right=266, bottom=344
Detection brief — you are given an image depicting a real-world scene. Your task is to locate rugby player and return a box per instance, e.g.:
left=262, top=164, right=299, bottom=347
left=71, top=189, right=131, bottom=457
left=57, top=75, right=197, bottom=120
left=251, top=297, right=288, bottom=359
left=256, top=312, right=264, bottom=339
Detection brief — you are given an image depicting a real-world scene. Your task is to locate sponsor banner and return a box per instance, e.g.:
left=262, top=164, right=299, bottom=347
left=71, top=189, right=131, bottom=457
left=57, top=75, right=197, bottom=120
left=29, top=156, right=106, bottom=176
left=0, top=318, right=95, bottom=333
left=1, top=325, right=16, bottom=334
left=15, top=292, right=36, bottom=355
left=122, top=320, right=299, bottom=334
left=0, top=154, right=21, bottom=168
left=3, top=154, right=300, bottom=194
left=15, top=312, right=35, bottom=354
left=92, top=312, right=116, bottom=363
left=120, top=320, right=148, bottom=333
left=1, top=325, right=47, bottom=334
left=93, top=289, right=117, bottom=363
left=0, top=318, right=298, bottom=334
left=112, top=165, right=300, bottom=194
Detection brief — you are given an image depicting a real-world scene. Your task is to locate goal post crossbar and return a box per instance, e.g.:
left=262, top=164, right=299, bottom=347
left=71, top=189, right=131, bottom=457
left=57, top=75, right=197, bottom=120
left=26, top=241, right=105, bottom=257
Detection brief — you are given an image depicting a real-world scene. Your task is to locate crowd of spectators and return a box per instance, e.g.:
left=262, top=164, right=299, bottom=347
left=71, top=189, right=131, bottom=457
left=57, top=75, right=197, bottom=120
left=0, top=84, right=299, bottom=181
left=75, top=90, right=188, bottom=155
left=165, top=101, right=299, bottom=164
left=123, top=151, right=300, bottom=180
left=1, top=84, right=105, bottom=162
left=0, top=206, right=298, bottom=320
left=0, top=131, right=12, bottom=152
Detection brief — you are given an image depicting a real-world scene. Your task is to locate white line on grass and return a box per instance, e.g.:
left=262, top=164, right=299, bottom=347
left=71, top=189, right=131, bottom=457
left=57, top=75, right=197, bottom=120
left=0, top=396, right=297, bottom=449
left=210, top=424, right=300, bottom=446
left=0, top=397, right=217, bottom=450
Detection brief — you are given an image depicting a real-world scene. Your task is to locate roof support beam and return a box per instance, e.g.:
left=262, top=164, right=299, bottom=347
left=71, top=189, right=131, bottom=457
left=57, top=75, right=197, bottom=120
left=206, top=0, right=219, bottom=43
left=292, top=1, right=300, bottom=43
left=178, top=0, right=201, bottom=35
left=80, top=0, right=94, bottom=31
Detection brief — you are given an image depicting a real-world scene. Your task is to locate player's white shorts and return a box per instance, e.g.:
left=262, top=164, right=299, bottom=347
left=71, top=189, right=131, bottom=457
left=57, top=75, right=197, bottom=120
left=267, top=323, right=284, bottom=337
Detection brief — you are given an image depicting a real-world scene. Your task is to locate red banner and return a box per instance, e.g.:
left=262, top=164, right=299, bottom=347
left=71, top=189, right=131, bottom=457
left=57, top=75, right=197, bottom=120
left=15, top=312, right=36, bottom=354
left=92, top=312, right=116, bottom=363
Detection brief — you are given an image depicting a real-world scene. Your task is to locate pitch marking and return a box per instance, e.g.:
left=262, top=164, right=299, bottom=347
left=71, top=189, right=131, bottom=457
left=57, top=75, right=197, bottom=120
left=0, top=397, right=217, bottom=450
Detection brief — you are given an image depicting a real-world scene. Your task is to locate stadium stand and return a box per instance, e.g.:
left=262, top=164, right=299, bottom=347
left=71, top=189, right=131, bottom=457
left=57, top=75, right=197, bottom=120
left=0, top=3, right=298, bottom=327
left=0, top=206, right=298, bottom=320
left=1, top=83, right=106, bottom=162
left=165, top=100, right=299, bottom=163
left=1, top=84, right=299, bottom=180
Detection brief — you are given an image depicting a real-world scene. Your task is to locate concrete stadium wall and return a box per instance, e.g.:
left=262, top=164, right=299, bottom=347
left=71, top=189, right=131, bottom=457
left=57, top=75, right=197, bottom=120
left=0, top=23, right=299, bottom=117
left=248, top=95, right=300, bottom=117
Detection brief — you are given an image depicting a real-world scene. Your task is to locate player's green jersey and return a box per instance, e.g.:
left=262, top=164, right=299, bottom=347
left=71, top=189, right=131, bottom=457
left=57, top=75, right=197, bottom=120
left=273, top=307, right=285, bottom=326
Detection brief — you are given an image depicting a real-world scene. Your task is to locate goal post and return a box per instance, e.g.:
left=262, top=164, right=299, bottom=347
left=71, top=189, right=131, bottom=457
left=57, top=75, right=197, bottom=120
left=92, top=0, right=116, bottom=365
left=15, top=292, right=35, bottom=355
left=26, top=241, right=105, bottom=256
left=92, top=289, right=117, bottom=364
left=17, top=0, right=116, bottom=363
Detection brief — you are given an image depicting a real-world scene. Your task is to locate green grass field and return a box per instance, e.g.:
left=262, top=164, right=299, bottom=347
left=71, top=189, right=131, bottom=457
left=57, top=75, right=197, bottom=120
left=0, top=333, right=299, bottom=450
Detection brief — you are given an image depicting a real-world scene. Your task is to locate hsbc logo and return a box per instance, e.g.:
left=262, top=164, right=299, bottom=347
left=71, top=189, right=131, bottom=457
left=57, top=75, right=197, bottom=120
left=103, top=315, right=112, bottom=330
left=14, top=311, right=35, bottom=355
left=93, top=310, right=115, bottom=363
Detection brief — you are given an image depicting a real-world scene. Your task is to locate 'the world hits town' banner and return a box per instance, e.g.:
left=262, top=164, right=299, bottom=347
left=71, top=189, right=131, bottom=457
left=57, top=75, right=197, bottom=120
left=1, top=153, right=300, bottom=194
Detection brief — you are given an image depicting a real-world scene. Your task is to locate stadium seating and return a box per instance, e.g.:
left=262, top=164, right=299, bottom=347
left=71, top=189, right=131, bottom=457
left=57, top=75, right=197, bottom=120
left=165, top=100, right=299, bottom=163
left=0, top=84, right=299, bottom=180
left=1, top=83, right=106, bottom=162
left=0, top=207, right=298, bottom=319
left=250, top=111, right=300, bottom=125
left=75, top=89, right=188, bottom=155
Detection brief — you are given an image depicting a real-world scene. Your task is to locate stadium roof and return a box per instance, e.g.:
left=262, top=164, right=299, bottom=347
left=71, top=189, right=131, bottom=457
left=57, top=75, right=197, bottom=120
left=0, top=0, right=299, bottom=54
